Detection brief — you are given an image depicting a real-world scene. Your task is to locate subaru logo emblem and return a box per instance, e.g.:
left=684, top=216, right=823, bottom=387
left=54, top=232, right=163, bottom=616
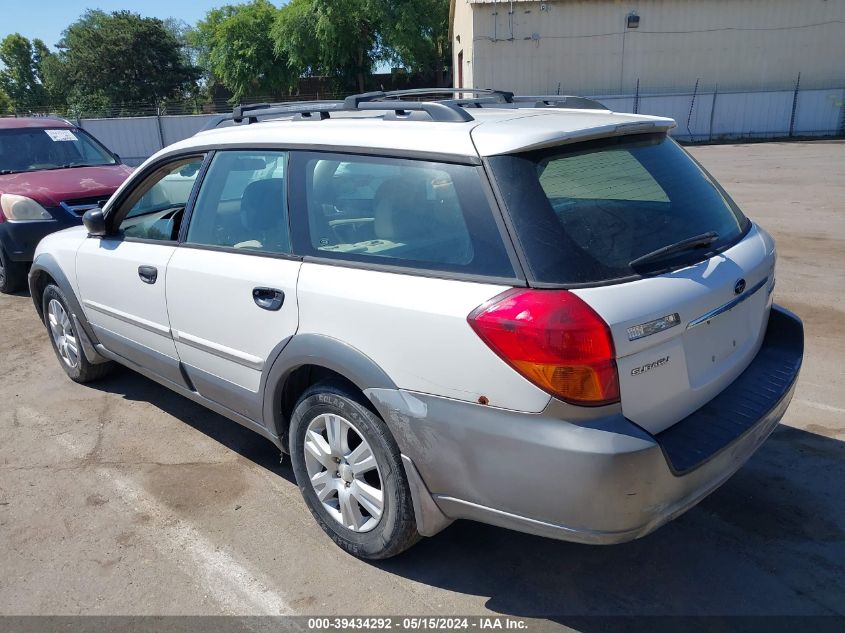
left=734, top=278, right=746, bottom=295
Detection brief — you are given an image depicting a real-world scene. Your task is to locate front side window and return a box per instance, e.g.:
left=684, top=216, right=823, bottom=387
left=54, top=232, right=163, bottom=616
left=291, top=152, right=514, bottom=277
left=489, top=134, right=749, bottom=284
left=185, top=150, right=290, bottom=254
left=0, top=127, right=117, bottom=175
left=118, top=156, right=204, bottom=241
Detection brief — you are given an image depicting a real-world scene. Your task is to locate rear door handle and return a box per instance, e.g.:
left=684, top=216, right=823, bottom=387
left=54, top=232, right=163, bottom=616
left=138, top=265, right=158, bottom=284
left=253, top=287, right=285, bottom=311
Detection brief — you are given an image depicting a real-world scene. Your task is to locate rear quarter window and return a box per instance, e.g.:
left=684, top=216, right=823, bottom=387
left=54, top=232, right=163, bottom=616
left=289, top=152, right=516, bottom=279
left=489, top=134, right=749, bottom=285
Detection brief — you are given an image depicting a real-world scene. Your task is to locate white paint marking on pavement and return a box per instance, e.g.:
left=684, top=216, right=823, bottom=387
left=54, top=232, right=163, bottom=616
left=795, top=399, right=845, bottom=414
left=38, top=409, right=291, bottom=616
left=102, top=469, right=293, bottom=616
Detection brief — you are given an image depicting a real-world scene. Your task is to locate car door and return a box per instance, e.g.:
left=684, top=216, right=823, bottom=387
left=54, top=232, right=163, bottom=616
left=165, top=150, right=300, bottom=421
left=76, top=155, right=205, bottom=388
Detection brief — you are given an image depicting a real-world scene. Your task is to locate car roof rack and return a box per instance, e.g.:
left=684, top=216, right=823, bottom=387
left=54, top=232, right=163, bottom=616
left=200, top=89, right=608, bottom=131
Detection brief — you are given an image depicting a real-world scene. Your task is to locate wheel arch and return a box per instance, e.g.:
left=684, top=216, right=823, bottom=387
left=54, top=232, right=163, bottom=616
left=262, top=334, right=453, bottom=539
left=29, top=253, right=106, bottom=364
left=28, top=268, right=55, bottom=321
left=28, top=254, right=66, bottom=321
left=262, top=334, right=397, bottom=451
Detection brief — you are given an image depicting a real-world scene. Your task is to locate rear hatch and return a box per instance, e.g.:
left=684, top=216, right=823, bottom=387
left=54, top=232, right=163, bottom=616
left=487, top=131, right=775, bottom=434
left=573, top=228, right=774, bottom=433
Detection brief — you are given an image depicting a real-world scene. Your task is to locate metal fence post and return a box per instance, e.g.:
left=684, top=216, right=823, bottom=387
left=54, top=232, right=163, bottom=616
left=840, top=88, right=845, bottom=135
left=708, top=84, right=718, bottom=142
left=789, top=72, right=801, bottom=137
left=686, top=78, right=700, bottom=141
left=155, top=109, right=165, bottom=152
left=633, top=78, right=640, bottom=114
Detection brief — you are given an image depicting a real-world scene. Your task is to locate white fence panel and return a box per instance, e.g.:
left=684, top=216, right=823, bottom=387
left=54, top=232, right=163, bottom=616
left=592, top=95, right=635, bottom=113
left=793, top=88, right=845, bottom=136
left=160, top=115, right=218, bottom=146
left=634, top=92, right=713, bottom=141
left=710, top=90, right=794, bottom=139
left=71, top=88, right=844, bottom=165
left=79, top=116, right=162, bottom=166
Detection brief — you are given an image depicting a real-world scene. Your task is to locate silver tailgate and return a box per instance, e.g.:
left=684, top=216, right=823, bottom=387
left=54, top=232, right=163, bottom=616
left=573, top=225, right=776, bottom=434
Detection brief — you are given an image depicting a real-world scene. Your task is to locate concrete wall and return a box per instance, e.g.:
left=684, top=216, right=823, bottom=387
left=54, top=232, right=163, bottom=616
left=452, top=0, right=845, bottom=94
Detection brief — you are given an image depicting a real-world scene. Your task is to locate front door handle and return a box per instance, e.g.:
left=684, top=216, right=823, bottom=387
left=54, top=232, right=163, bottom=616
left=138, top=265, right=158, bottom=284
left=253, top=287, right=285, bottom=311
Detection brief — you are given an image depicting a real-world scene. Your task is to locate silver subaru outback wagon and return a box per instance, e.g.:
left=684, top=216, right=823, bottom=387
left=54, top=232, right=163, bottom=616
left=30, top=89, right=803, bottom=559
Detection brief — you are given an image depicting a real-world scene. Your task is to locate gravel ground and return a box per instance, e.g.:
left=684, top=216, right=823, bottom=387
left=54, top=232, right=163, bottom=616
left=0, top=140, right=843, bottom=631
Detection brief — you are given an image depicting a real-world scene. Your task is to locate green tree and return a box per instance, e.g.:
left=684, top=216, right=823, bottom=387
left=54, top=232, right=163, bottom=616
left=0, top=34, right=47, bottom=112
left=58, top=10, right=200, bottom=115
left=192, top=0, right=291, bottom=101
left=273, top=0, right=386, bottom=93
left=381, top=0, right=451, bottom=86
left=0, top=87, right=11, bottom=114
left=32, top=38, right=68, bottom=111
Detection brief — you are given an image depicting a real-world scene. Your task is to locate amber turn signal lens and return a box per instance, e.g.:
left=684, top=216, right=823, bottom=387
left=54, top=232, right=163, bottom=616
left=468, top=289, right=620, bottom=406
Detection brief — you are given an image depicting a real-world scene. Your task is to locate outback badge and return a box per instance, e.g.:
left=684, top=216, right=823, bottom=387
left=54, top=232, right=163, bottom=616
left=631, top=356, right=670, bottom=376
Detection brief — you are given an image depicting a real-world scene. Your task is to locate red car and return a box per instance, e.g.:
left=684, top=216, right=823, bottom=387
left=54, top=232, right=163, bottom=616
left=0, top=117, right=132, bottom=293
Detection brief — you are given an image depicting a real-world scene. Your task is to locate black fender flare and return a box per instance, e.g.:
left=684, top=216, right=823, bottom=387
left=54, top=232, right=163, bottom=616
left=261, top=333, right=397, bottom=443
left=259, top=334, right=451, bottom=537
left=29, top=253, right=107, bottom=364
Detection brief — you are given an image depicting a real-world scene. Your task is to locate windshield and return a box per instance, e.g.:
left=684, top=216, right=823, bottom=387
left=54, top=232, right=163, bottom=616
left=0, top=127, right=117, bottom=174
left=488, top=133, right=750, bottom=285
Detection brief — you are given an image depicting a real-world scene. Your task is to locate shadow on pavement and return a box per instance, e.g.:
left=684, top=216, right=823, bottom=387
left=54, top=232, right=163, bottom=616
left=90, top=367, right=294, bottom=484
left=86, top=368, right=845, bottom=629
left=377, top=424, right=845, bottom=628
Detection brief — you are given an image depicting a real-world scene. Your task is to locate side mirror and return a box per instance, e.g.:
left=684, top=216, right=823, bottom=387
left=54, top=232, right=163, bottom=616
left=82, top=208, right=107, bottom=237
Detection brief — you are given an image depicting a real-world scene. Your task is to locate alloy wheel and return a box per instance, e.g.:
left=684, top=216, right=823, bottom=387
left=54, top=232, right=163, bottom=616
left=303, top=412, right=384, bottom=532
left=47, top=299, right=80, bottom=369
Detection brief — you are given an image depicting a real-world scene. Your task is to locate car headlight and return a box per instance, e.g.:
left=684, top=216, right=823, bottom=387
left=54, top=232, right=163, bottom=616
left=0, top=194, right=53, bottom=221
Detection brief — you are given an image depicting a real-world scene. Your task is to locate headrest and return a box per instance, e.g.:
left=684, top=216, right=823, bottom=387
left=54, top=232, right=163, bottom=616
left=241, top=178, right=285, bottom=231
left=373, top=177, right=430, bottom=241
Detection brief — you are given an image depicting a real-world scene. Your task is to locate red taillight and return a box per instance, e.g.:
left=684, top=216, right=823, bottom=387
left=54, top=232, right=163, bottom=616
left=468, top=289, right=620, bottom=406
left=0, top=207, right=5, bottom=223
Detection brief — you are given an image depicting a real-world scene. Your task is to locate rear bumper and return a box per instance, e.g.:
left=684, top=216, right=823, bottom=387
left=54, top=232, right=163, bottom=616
left=0, top=215, right=78, bottom=262
left=369, top=305, right=803, bottom=543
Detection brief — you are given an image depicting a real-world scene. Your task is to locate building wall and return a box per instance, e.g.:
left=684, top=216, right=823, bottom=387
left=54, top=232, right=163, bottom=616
left=452, top=0, right=476, bottom=88
left=452, top=0, right=845, bottom=94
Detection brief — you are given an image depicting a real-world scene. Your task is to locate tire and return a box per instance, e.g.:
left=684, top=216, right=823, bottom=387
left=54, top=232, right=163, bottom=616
left=0, top=246, right=27, bottom=294
left=290, top=381, right=420, bottom=559
left=42, top=284, right=114, bottom=383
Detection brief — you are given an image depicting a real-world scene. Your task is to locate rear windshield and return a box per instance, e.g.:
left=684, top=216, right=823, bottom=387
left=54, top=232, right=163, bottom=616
left=0, top=127, right=117, bottom=175
left=488, top=134, right=750, bottom=285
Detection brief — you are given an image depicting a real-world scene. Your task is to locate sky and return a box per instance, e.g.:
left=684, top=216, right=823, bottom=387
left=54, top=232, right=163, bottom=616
left=0, top=0, right=284, bottom=49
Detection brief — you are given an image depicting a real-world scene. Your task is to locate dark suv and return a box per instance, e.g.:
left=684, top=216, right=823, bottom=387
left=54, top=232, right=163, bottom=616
left=0, top=117, right=132, bottom=292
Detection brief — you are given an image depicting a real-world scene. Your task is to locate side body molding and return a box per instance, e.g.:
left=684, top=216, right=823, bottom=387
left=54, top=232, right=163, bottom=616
left=28, top=253, right=109, bottom=365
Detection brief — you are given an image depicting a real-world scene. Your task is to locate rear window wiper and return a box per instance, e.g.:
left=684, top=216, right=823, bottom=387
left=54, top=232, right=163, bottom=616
left=629, top=231, right=719, bottom=270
